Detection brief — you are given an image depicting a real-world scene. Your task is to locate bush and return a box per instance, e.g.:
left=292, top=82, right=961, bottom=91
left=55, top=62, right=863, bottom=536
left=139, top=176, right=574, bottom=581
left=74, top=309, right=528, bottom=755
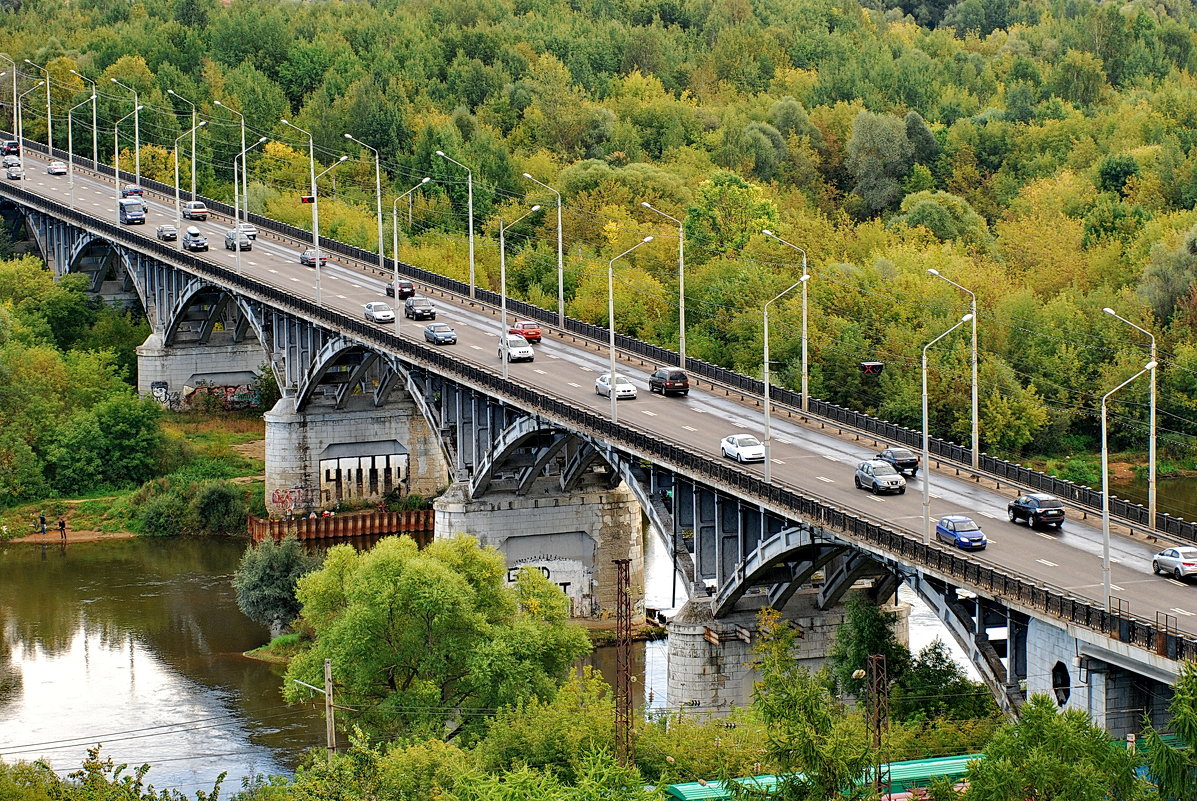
left=136, top=490, right=189, bottom=537
left=233, top=535, right=320, bottom=635
left=192, top=482, right=247, bottom=535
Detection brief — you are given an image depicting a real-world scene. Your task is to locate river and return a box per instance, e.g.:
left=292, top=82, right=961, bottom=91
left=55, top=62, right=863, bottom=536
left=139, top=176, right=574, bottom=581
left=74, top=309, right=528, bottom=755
left=0, top=530, right=969, bottom=792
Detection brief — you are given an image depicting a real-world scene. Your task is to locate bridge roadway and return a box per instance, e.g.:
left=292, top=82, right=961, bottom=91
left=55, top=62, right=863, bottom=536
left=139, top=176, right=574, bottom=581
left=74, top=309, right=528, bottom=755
left=8, top=150, right=1197, bottom=637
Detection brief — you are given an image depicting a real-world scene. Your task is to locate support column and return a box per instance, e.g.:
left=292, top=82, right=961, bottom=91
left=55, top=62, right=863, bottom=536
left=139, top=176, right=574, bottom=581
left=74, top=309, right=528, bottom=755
left=434, top=480, right=644, bottom=625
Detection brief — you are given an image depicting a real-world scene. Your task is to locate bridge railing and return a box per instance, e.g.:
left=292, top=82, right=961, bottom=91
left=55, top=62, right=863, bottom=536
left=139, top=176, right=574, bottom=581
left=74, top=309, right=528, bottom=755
left=9, top=177, right=1195, bottom=663
left=8, top=137, right=1181, bottom=542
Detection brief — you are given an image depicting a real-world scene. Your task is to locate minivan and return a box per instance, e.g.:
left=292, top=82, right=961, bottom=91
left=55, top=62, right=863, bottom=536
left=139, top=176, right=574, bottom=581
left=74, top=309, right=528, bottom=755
left=118, top=198, right=146, bottom=224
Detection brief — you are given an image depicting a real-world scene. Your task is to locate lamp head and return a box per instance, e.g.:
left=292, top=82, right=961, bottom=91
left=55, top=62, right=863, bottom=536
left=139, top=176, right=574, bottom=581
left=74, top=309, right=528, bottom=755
left=420, top=177, right=431, bottom=183
left=643, top=235, right=654, bottom=242
left=109, top=78, right=117, bottom=84
left=338, top=155, right=349, bottom=162
left=214, top=100, right=224, bottom=107
left=762, top=228, right=774, bottom=236
left=961, top=313, right=973, bottom=322
left=1103, top=307, right=1117, bottom=316
left=799, top=274, right=811, bottom=283
left=641, top=201, right=651, bottom=208
left=135, top=104, right=143, bottom=111
left=1145, top=360, right=1158, bottom=371
left=435, top=149, right=445, bottom=157
left=257, top=136, right=267, bottom=143
left=0, top=72, right=5, bottom=79
left=522, top=172, right=532, bottom=179
left=530, top=205, right=541, bottom=212
left=343, top=133, right=352, bottom=139
left=197, top=120, right=206, bottom=128
left=34, top=80, right=43, bottom=88
left=928, top=268, right=939, bottom=276
left=23, top=59, right=31, bottom=65
left=168, top=89, right=176, bottom=96
left=280, top=118, right=288, bottom=124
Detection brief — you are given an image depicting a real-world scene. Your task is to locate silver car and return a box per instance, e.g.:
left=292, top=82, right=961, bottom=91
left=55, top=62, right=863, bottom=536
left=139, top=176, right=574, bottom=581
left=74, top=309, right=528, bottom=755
left=1152, top=547, right=1197, bottom=581
left=855, top=460, right=906, bottom=495
left=363, top=301, right=395, bottom=323
left=46, top=161, right=67, bottom=175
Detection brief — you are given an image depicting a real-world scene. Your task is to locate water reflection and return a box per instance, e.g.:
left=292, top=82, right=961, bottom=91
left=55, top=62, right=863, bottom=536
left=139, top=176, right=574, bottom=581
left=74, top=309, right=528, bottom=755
left=0, top=538, right=325, bottom=793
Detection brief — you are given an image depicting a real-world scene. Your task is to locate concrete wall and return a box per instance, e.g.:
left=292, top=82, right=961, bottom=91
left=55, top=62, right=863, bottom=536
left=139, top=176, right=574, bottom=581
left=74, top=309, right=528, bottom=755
left=136, top=332, right=265, bottom=397
left=434, top=479, right=644, bottom=624
left=264, top=394, right=450, bottom=514
left=667, top=590, right=910, bottom=712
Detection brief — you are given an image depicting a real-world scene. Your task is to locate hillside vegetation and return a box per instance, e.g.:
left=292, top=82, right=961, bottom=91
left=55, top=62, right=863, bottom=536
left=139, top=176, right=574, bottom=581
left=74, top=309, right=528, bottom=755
left=5, top=0, right=1197, bottom=466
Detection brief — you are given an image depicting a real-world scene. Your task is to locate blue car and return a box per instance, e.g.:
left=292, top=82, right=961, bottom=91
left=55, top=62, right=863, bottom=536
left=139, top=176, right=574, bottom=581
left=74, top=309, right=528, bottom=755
left=423, top=322, right=457, bottom=345
left=936, top=515, right=988, bottom=550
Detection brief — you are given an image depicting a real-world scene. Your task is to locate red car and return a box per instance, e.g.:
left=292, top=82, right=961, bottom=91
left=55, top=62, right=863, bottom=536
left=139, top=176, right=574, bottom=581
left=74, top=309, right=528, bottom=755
left=509, top=320, right=542, bottom=343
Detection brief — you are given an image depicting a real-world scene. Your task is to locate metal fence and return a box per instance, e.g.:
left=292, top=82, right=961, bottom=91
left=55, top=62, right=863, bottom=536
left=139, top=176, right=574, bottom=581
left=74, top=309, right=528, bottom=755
left=5, top=176, right=1194, bottom=664
left=17, top=136, right=1187, bottom=543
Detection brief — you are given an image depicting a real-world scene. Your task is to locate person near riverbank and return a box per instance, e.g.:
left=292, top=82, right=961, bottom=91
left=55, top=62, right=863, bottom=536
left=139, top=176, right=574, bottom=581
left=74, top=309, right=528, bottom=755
left=58, top=517, right=67, bottom=540
left=38, top=513, right=46, bottom=535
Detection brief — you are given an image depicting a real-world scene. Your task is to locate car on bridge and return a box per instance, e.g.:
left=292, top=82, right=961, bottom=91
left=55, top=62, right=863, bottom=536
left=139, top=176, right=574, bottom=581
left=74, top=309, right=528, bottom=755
left=649, top=368, right=690, bottom=396
left=118, top=198, right=146, bottom=224
left=499, top=333, right=534, bottom=362
left=855, top=459, right=907, bottom=494
left=1008, top=493, right=1065, bottom=528
left=423, top=323, right=457, bottom=345
left=936, top=515, right=988, bottom=550
left=386, top=279, right=415, bottom=298
left=6, top=165, right=24, bottom=180
left=46, top=161, right=67, bottom=175
left=1, top=140, right=19, bottom=155
left=509, top=320, right=542, bottom=343
left=363, top=302, right=395, bottom=323
left=876, top=446, right=919, bottom=476
left=181, top=227, right=208, bottom=252
left=121, top=184, right=143, bottom=198
left=2, top=155, right=18, bottom=169
left=224, top=229, right=252, bottom=251
left=404, top=297, right=436, bottom=320
left=721, top=434, right=765, bottom=463
left=181, top=200, right=208, bottom=220
left=155, top=224, right=177, bottom=241
left=299, top=249, right=327, bottom=267
left=596, top=373, right=637, bottom=399
left=1152, top=547, right=1197, bottom=581
left=236, top=221, right=258, bottom=240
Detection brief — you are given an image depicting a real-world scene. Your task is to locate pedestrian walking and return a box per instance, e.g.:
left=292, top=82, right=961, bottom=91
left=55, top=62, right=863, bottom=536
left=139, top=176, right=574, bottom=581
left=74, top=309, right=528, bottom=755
left=38, top=512, right=46, bottom=536
left=58, top=517, right=66, bottom=541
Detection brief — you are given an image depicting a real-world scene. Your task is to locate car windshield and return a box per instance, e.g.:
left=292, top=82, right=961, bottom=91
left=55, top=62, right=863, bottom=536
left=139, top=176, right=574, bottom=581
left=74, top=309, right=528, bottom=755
left=429, top=324, right=449, bottom=332
left=954, top=520, right=980, bottom=532
left=735, top=436, right=761, bottom=447
left=614, top=376, right=632, bottom=386
left=891, top=448, right=915, bottom=459
left=873, top=463, right=898, bottom=475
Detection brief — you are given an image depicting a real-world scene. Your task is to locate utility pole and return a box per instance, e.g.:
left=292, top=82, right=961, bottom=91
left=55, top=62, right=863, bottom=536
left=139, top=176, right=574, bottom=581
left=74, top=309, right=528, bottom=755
left=324, top=658, right=336, bottom=764
left=867, top=654, right=889, bottom=796
left=614, top=558, right=632, bottom=765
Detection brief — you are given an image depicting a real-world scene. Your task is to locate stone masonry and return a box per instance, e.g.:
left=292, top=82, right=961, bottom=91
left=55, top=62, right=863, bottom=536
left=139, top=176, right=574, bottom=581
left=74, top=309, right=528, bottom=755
left=136, top=332, right=265, bottom=397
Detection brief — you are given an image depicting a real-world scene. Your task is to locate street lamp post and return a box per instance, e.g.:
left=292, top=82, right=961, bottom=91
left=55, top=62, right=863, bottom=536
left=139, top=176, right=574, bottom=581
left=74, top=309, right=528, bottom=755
left=17, top=81, right=44, bottom=154
left=391, top=177, right=431, bottom=338
left=344, top=134, right=385, bottom=281
left=167, top=89, right=197, bottom=200
left=435, top=150, right=475, bottom=298
left=213, top=101, right=248, bottom=223
left=498, top=205, right=542, bottom=380
left=69, top=70, right=97, bottom=166
left=644, top=202, right=687, bottom=365
left=763, top=275, right=809, bottom=483
left=174, top=120, right=206, bottom=241
left=280, top=119, right=325, bottom=305
left=762, top=230, right=810, bottom=413
left=23, top=60, right=51, bottom=154
left=67, top=96, right=92, bottom=206
left=607, top=236, right=654, bottom=423
left=929, top=269, right=979, bottom=469
left=922, top=314, right=973, bottom=544
left=233, top=136, right=267, bottom=274
left=1102, top=361, right=1157, bottom=610
left=1104, top=307, right=1157, bottom=530
left=109, top=78, right=140, bottom=184
left=113, top=104, right=141, bottom=203
left=524, top=173, right=565, bottom=328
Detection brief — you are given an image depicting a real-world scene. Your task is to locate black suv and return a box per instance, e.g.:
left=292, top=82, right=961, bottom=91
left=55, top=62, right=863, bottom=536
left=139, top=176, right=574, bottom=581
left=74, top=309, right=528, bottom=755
left=876, top=447, right=919, bottom=476
left=386, top=279, right=415, bottom=299
left=404, top=297, right=436, bottom=320
left=1, top=140, right=19, bottom=155
left=1008, top=493, right=1065, bottom=528
left=648, top=368, right=689, bottom=396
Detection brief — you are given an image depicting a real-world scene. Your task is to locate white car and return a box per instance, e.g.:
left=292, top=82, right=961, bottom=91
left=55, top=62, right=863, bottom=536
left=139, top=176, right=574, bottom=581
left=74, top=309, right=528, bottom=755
left=721, top=434, right=765, bottom=463
left=498, top=333, right=534, bottom=363
left=46, top=161, right=67, bottom=175
left=364, top=302, right=395, bottom=323
left=595, top=373, right=637, bottom=399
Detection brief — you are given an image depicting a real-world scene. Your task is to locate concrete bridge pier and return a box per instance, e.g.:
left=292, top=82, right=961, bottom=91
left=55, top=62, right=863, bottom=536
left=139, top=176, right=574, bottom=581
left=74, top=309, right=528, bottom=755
left=434, top=480, right=645, bottom=625
left=264, top=393, right=449, bottom=515
left=136, top=332, right=266, bottom=404
left=667, top=589, right=909, bottom=712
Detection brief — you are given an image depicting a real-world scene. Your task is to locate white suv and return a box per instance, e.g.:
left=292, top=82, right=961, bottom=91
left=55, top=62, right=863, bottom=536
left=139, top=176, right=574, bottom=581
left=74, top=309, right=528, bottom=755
left=498, top=334, right=534, bottom=363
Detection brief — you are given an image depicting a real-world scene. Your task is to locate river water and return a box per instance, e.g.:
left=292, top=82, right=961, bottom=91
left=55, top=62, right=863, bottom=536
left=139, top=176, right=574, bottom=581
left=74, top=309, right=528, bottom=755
left=0, top=530, right=966, bottom=792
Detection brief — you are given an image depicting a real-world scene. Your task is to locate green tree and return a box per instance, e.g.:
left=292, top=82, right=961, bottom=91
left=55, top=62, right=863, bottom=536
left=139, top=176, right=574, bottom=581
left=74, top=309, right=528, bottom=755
left=1139, top=660, right=1197, bottom=799
left=846, top=111, right=914, bottom=215
left=233, top=535, right=320, bottom=636
left=891, top=640, right=998, bottom=722
left=684, top=171, right=779, bottom=261
left=963, top=694, right=1149, bottom=801
left=748, top=607, right=874, bottom=801
left=283, top=535, right=590, bottom=740
left=1097, top=154, right=1139, bottom=197
left=889, top=190, right=989, bottom=245
left=827, top=593, right=911, bottom=697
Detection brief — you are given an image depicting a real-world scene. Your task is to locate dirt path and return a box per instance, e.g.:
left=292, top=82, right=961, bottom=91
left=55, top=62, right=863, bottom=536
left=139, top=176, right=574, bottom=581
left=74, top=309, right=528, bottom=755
left=5, top=529, right=138, bottom=544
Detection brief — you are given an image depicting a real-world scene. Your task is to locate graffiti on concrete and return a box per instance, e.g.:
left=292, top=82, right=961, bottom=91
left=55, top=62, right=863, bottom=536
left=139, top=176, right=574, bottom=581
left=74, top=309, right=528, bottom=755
left=185, top=380, right=260, bottom=410
left=270, top=485, right=316, bottom=515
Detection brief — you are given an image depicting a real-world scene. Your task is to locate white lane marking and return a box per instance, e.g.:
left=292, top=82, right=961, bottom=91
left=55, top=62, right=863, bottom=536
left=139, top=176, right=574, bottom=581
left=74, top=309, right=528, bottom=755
left=930, top=493, right=943, bottom=499
left=868, top=496, right=886, bottom=503
left=822, top=455, right=839, bottom=462
left=336, top=295, right=347, bottom=299
left=642, top=410, right=658, bottom=417
left=985, top=538, right=997, bottom=545
left=682, top=425, right=697, bottom=432
left=579, top=366, right=593, bottom=372
left=1110, top=584, right=1123, bottom=592
left=816, top=476, right=833, bottom=483
left=533, top=369, right=546, bottom=375
left=267, top=269, right=277, bottom=274
left=770, top=458, right=784, bottom=465
left=288, top=276, right=300, bottom=282
left=548, top=354, right=561, bottom=359
left=980, top=511, right=996, bottom=518
left=1168, top=579, right=1188, bottom=588
left=1036, top=532, right=1055, bottom=540
left=776, top=438, right=791, bottom=445
left=350, top=283, right=363, bottom=289
left=1171, top=607, right=1196, bottom=616
left=1036, top=559, right=1058, bottom=567
left=470, top=345, right=483, bottom=350
left=567, top=382, right=580, bottom=388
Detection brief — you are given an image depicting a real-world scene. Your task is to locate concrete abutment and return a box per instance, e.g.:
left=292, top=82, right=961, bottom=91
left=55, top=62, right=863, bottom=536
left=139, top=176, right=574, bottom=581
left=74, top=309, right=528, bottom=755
left=136, top=332, right=265, bottom=404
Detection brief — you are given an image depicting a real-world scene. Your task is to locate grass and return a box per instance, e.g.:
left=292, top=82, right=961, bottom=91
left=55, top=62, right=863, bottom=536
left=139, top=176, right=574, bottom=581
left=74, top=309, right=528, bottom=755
left=245, top=632, right=306, bottom=663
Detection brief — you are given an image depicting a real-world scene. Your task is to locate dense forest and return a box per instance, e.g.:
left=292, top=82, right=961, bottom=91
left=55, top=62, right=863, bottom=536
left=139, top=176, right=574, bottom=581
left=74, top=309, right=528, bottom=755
left=5, top=0, right=1197, bottom=483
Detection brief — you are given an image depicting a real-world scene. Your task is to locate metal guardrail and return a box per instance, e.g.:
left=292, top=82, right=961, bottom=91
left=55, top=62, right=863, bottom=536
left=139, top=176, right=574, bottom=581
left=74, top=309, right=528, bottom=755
left=15, top=136, right=1187, bottom=545
left=4, top=177, right=1194, bottom=665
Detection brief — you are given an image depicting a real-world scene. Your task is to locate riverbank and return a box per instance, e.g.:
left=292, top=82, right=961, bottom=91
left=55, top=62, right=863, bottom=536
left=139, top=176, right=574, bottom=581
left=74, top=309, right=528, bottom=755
left=4, top=528, right=138, bottom=544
